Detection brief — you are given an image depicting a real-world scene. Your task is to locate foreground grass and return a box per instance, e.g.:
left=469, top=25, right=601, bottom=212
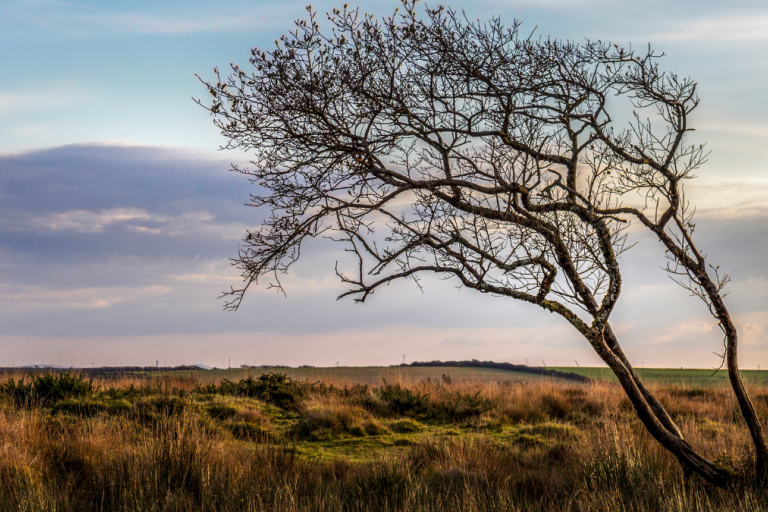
left=1, top=370, right=767, bottom=511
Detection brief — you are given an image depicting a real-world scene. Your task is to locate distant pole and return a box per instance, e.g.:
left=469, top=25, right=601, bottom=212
left=336, top=362, right=339, bottom=367
left=542, top=359, right=546, bottom=367
left=156, top=360, right=158, bottom=368
left=525, top=358, right=528, bottom=366
left=574, top=359, right=579, bottom=367
left=228, top=357, right=231, bottom=369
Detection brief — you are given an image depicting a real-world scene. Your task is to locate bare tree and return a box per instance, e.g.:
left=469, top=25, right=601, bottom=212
left=197, top=1, right=766, bottom=485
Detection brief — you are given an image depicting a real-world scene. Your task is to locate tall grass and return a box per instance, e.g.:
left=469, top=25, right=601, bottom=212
left=0, top=370, right=766, bottom=511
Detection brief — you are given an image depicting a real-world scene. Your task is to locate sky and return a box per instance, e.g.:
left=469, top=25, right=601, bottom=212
left=1, top=0, right=768, bottom=369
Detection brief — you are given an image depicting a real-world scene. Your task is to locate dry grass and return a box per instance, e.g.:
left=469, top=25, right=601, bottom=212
left=0, top=370, right=766, bottom=511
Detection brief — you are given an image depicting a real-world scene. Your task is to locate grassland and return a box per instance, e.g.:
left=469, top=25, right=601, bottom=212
left=1, top=367, right=767, bottom=511
left=552, top=367, right=768, bottom=386
left=144, top=365, right=543, bottom=386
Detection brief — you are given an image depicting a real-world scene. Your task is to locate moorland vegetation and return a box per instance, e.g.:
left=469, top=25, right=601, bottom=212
left=1, top=370, right=767, bottom=511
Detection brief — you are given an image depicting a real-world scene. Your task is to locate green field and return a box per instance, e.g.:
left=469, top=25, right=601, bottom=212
left=142, top=365, right=768, bottom=387
left=552, top=367, right=768, bottom=386
left=145, top=365, right=543, bottom=385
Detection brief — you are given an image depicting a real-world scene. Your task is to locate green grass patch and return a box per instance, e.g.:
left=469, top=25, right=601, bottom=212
left=552, top=367, right=768, bottom=386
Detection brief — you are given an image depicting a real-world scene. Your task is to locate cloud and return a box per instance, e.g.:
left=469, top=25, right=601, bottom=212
left=0, top=86, right=89, bottom=115
left=3, top=2, right=291, bottom=37
left=696, top=122, right=768, bottom=139
left=647, top=13, right=768, bottom=43
left=477, top=0, right=596, bottom=7
left=0, top=283, right=170, bottom=309
left=31, top=207, right=155, bottom=233
left=69, top=11, right=277, bottom=35
left=0, top=142, right=767, bottom=369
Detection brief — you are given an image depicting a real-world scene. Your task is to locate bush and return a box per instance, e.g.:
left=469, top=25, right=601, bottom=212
left=136, top=395, right=189, bottom=416
left=540, top=394, right=570, bottom=419
left=0, top=372, right=94, bottom=406
left=439, top=391, right=491, bottom=421
left=378, top=382, right=429, bottom=416
left=219, top=373, right=301, bottom=409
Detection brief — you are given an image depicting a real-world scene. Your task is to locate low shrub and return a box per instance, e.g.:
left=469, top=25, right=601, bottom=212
left=438, top=390, right=491, bottom=421
left=540, top=393, right=570, bottom=419
left=377, top=381, right=429, bottom=416
left=136, top=395, right=189, bottom=415
left=219, top=373, right=301, bottom=409
left=0, top=372, right=94, bottom=406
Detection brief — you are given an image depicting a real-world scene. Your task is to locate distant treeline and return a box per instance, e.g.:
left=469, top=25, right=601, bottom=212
left=0, top=365, right=215, bottom=377
left=240, top=365, right=293, bottom=370
left=407, top=360, right=592, bottom=384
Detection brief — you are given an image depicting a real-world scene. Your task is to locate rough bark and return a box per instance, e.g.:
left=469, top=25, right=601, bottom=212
left=590, top=330, right=730, bottom=486
left=708, top=287, right=768, bottom=479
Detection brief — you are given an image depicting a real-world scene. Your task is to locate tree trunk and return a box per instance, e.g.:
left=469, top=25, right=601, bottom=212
left=590, top=331, right=731, bottom=487
left=721, top=312, right=768, bottom=479
left=699, top=271, right=768, bottom=480
left=603, top=324, right=683, bottom=439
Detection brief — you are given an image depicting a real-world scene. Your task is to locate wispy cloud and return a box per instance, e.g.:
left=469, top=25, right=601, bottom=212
left=32, top=207, right=155, bottom=233
left=67, top=11, right=279, bottom=35
left=686, top=178, right=768, bottom=220
left=4, top=2, right=291, bottom=37
left=478, top=0, right=596, bottom=7
left=695, top=121, right=768, bottom=139
left=0, top=283, right=170, bottom=309
left=0, top=85, right=89, bottom=115
left=648, top=13, right=768, bottom=42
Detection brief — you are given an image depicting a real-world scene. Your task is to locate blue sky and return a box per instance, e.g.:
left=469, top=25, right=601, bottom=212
left=1, top=0, right=768, bottom=368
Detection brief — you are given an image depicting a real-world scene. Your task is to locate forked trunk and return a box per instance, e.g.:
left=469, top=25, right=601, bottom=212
left=590, top=331, right=732, bottom=487
left=603, top=325, right=683, bottom=439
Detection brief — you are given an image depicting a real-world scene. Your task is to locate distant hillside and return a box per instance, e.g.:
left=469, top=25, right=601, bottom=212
left=408, top=360, right=593, bottom=384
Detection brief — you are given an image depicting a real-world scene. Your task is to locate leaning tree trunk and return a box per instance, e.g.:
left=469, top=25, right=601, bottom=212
left=602, top=324, right=684, bottom=439
left=702, top=274, right=768, bottom=480
left=589, top=328, right=732, bottom=486
left=651, top=218, right=768, bottom=481
left=563, top=211, right=727, bottom=483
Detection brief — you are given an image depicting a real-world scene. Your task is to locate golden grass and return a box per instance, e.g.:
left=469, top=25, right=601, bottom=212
left=0, top=370, right=766, bottom=511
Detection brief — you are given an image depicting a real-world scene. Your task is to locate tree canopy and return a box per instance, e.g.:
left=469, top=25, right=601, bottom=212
left=198, top=1, right=767, bottom=485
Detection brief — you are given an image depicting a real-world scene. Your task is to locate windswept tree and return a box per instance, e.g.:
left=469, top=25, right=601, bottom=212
left=198, top=1, right=766, bottom=485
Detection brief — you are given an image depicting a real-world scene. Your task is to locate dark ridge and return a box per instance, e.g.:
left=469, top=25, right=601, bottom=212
left=0, top=365, right=215, bottom=378
left=406, top=359, right=593, bottom=384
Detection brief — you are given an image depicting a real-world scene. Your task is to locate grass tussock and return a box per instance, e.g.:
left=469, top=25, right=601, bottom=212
left=0, top=370, right=766, bottom=511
